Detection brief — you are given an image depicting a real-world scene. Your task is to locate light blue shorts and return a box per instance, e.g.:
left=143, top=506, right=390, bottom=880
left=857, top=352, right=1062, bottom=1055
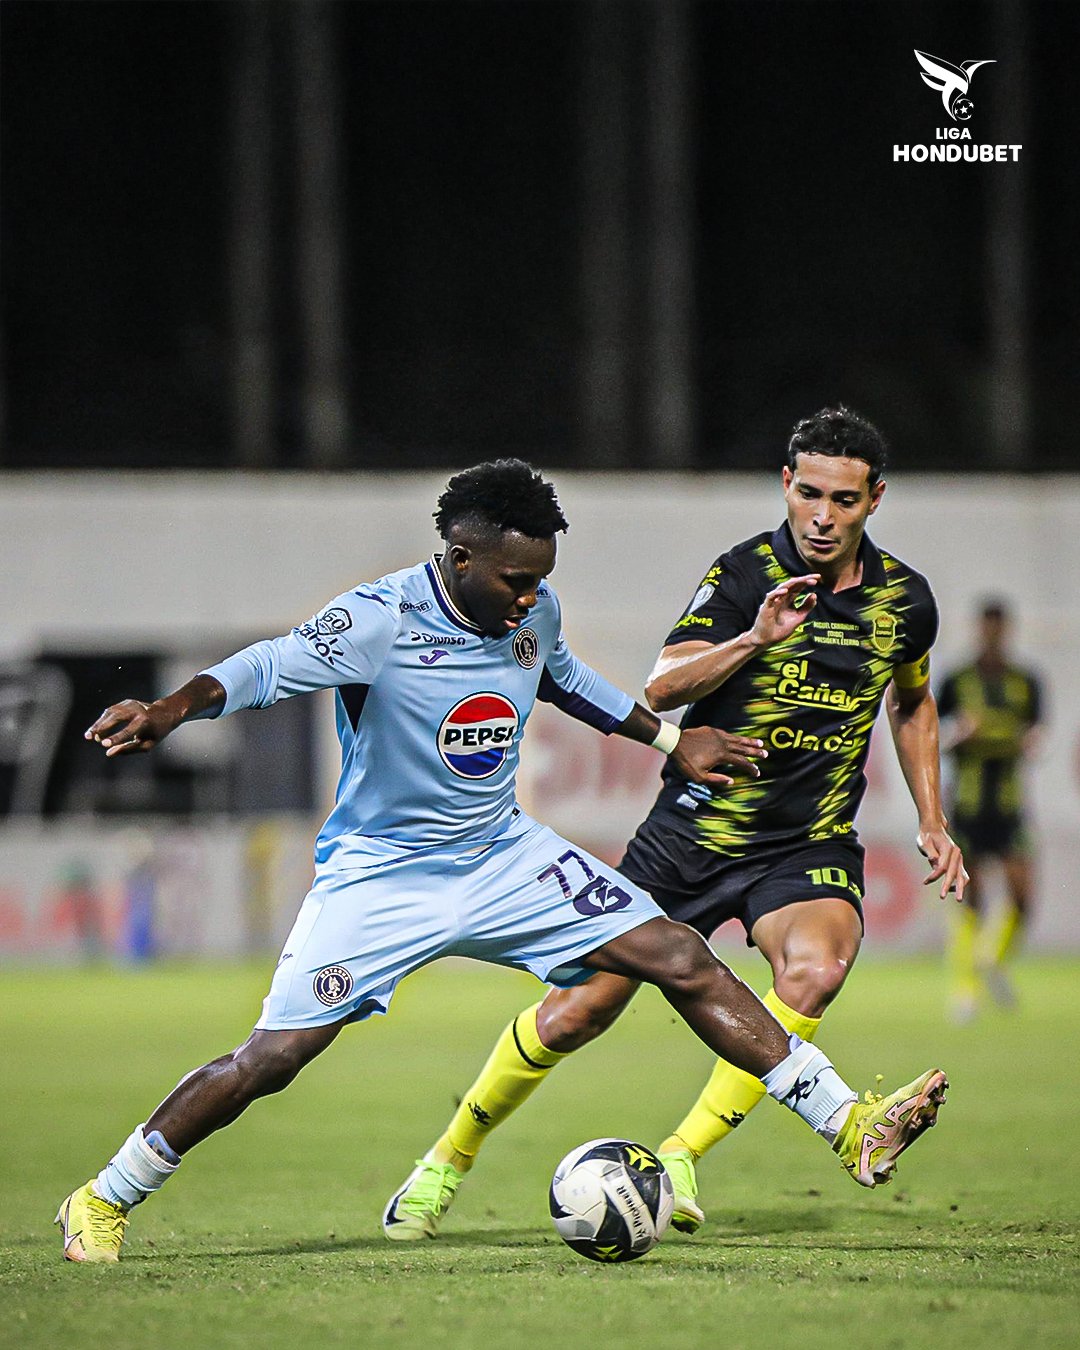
left=255, top=818, right=663, bottom=1030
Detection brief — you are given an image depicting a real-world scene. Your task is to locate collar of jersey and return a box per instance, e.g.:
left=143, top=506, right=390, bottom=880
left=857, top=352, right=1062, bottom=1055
left=425, top=556, right=485, bottom=634
left=772, top=523, right=887, bottom=589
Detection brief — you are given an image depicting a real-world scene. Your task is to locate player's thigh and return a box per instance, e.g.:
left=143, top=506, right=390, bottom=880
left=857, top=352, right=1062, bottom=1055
left=258, top=861, right=456, bottom=1030
left=460, top=822, right=665, bottom=988
left=1002, top=850, right=1034, bottom=907
left=741, top=843, right=865, bottom=968
left=750, top=898, right=863, bottom=979
left=581, top=914, right=719, bottom=989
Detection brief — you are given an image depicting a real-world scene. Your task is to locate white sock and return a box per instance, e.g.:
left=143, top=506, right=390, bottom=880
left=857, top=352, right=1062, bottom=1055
left=96, top=1124, right=180, bottom=1209
left=761, top=1035, right=857, bottom=1138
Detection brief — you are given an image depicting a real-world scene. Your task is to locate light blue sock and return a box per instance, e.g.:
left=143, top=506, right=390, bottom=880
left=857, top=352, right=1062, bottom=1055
left=762, top=1035, right=857, bottom=1138
left=96, top=1124, right=180, bottom=1209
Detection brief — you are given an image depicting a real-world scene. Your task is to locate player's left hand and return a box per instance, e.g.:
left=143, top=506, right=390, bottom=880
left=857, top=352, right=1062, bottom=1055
left=673, top=727, right=767, bottom=787
left=917, top=826, right=968, bottom=900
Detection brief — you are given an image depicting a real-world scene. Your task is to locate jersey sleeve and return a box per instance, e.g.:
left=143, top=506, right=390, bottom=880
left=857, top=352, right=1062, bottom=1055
left=892, top=588, right=940, bottom=688
left=537, top=599, right=634, bottom=734
left=664, top=555, right=758, bottom=647
left=200, top=586, right=400, bottom=715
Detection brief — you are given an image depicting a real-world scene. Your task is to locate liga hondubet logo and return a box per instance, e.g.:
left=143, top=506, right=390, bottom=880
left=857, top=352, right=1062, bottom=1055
left=438, top=692, right=520, bottom=779
left=915, top=50, right=995, bottom=122
left=895, top=48, right=1021, bottom=164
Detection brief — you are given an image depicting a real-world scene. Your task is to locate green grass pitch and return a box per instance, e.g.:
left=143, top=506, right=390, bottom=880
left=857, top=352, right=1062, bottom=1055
left=2, top=955, right=1078, bottom=1349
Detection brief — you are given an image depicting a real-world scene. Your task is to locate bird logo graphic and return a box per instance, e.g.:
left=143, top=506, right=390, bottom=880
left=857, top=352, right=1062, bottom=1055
left=914, top=49, right=995, bottom=122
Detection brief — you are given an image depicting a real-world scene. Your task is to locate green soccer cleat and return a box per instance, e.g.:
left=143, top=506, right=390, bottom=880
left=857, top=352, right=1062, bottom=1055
left=55, top=1181, right=129, bottom=1263
left=833, top=1068, right=949, bottom=1188
left=658, top=1149, right=706, bottom=1234
left=382, top=1158, right=464, bottom=1241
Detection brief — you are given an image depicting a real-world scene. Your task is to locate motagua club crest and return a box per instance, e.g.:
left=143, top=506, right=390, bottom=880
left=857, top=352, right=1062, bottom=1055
left=512, top=626, right=540, bottom=669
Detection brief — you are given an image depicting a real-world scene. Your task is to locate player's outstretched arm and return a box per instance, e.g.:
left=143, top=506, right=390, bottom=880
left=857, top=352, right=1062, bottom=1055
left=614, top=704, right=766, bottom=788
left=85, top=674, right=227, bottom=758
left=886, top=677, right=968, bottom=900
left=646, top=574, right=819, bottom=711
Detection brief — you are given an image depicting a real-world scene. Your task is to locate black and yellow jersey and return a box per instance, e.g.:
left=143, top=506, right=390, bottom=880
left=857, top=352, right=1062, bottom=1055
left=646, top=522, right=937, bottom=870
left=937, top=662, right=1041, bottom=822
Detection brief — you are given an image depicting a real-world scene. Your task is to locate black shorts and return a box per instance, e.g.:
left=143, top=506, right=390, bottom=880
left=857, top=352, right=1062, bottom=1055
left=951, top=810, right=1030, bottom=859
left=618, top=835, right=866, bottom=945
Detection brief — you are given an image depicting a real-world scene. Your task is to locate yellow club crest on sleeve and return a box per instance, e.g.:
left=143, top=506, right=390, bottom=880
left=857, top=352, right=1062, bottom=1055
left=870, top=613, right=898, bottom=655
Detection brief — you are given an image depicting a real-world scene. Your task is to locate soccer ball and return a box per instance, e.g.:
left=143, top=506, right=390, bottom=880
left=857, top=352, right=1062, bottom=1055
left=549, top=1138, right=674, bottom=1262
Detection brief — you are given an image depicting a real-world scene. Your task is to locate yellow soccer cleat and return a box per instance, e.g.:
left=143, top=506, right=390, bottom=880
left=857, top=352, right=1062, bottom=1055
left=833, top=1069, right=949, bottom=1188
left=382, top=1158, right=464, bottom=1241
left=55, top=1181, right=129, bottom=1263
left=657, top=1149, right=706, bottom=1234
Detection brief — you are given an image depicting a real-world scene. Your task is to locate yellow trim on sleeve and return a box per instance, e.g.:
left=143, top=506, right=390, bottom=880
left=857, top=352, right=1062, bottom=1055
left=893, top=651, right=932, bottom=689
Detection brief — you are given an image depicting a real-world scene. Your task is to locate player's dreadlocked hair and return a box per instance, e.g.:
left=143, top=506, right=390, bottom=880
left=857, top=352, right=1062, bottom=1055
left=787, top=406, right=888, bottom=486
left=434, top=459, right=569, bottom=540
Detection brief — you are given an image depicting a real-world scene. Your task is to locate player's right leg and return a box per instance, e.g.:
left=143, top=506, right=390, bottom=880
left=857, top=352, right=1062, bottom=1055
left=56, top=1022, right=344, bottom=1262
left=58, top=854, right=452, bottom=1263
left=659, top=895, right=862, bottom=1229
left=584, top=916, right=947, bottom=1189
left=383, top=973, right=638, bottom=1241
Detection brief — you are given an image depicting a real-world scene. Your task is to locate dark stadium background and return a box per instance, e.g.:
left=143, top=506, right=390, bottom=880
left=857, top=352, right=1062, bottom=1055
left=2, top=0, right=1075, bottom=474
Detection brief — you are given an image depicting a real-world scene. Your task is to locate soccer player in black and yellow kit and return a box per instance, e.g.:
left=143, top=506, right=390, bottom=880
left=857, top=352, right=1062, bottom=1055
left=383, top=407, right=966, bottom=1239
left=938, top=600, right=1042, bottom=1020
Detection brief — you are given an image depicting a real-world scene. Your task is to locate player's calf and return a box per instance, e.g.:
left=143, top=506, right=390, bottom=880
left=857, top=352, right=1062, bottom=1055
left=534, top=974, right=639, bottom=1053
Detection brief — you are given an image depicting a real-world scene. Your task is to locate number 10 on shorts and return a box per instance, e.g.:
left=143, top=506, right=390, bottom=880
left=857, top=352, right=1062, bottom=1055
left=805, top=866, right=862, bottom=898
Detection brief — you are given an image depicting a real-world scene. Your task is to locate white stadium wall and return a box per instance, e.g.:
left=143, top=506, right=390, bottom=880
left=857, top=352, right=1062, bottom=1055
left=3, top=471, right=1078, bottom=958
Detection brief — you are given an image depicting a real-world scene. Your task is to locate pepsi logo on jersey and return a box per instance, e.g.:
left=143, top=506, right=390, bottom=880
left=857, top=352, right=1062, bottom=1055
left=438, top=693, right=520, bottom=779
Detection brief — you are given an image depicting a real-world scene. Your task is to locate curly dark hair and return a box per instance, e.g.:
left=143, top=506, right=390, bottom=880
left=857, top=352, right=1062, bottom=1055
left=433, top=459, right=569, bottom=540
left=787, top=406, right=888, bottom=486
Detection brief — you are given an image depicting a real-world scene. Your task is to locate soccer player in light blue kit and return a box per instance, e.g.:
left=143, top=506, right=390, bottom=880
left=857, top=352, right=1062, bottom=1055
left=56, top=460, right=947, bottom=1263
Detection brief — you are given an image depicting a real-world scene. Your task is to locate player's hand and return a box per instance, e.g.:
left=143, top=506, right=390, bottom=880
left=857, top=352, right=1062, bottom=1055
left=917, top=826, right=968, bottom=901
left=84, top=699, right=181, bottom=757
left=672, top=726, right=767, bottom=788
left=749, top=575, right=820, bottom=647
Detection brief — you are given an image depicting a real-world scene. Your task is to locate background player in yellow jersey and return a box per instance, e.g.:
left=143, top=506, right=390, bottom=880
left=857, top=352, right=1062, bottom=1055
left=938, top=600, right=1043, bottom=1020
left=383, top=407, right=967, bottom=1239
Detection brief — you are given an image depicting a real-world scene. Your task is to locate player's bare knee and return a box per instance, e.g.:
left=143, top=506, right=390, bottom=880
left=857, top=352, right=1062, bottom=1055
left=649, top=926, right=720, bottom=999
left=230, top=1035, right=310, bottom=1099
left=778, top=954, right=851, bottom=1011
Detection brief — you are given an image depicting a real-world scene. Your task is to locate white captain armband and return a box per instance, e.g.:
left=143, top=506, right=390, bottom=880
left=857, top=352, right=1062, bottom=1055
left=650, top=720, right=682, bottom=755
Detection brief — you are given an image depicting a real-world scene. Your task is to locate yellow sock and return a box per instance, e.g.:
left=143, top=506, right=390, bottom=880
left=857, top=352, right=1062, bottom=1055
left=949, top=904, right=980, bottom=998
left=431, top=1004, right=567, bottom=1172
left=991, top=905, right=1024, bottom=966
left=660, top=988, right=823, bottom=1160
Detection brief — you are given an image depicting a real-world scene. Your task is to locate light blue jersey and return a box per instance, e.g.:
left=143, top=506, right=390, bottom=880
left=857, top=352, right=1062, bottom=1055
left=202, top=557, right=634, bottom=867
left=200, top=556, right=662, bottom=1029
